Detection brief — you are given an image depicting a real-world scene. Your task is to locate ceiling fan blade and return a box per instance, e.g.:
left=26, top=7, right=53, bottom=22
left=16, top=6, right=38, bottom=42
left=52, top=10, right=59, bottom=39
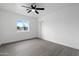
left=22, top=5, right=31, bottom=9
left=31, top=5, right=35, bottom=9
left=27, top=10, right=32, bottom=13
left=35, top=10, right=39, bottom=14
left=26, top=9, right=29, bottom=11
left=31, top=4, right=37, bottom=9
left=34, top=5, right=36, bottom=8
left=36, top=8, right=44, bottom=10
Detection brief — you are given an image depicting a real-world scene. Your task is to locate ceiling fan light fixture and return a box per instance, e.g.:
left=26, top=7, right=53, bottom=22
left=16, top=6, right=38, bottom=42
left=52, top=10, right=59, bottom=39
left=32, top=9, right=35, bottom=12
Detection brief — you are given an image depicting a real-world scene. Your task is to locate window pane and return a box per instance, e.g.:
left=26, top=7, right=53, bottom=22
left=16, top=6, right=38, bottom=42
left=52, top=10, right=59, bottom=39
left=16, top=19, right=29, bottom=32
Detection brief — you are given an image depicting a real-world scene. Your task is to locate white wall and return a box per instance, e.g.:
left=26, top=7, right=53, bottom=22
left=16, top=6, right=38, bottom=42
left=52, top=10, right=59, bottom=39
left=38, top=4, right=79, bottom=49
left=0, top=9, right=38, bottom=44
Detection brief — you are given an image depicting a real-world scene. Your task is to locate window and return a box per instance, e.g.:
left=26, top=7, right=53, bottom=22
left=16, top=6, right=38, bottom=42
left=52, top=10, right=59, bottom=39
left=16, top=19, right=29, bottom=32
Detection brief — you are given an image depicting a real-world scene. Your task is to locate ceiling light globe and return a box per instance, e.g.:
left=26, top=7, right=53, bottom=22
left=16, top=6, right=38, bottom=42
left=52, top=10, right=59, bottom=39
left=32, top=9, right=35, bottom=12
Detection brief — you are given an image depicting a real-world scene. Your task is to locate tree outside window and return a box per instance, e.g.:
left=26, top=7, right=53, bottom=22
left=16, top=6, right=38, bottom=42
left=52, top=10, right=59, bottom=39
left=16, top=19, right=29, bottom=32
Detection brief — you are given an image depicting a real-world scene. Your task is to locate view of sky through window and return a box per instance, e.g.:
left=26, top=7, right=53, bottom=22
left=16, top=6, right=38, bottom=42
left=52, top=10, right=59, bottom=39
left=16, top=19, right=29, bottom=32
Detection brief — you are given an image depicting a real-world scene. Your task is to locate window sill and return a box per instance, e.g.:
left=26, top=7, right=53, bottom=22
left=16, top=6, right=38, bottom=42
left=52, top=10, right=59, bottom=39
left=16, top=30, right=29, bottom=32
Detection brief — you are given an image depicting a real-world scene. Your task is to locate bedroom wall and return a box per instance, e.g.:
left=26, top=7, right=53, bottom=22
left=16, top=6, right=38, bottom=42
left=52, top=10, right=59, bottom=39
left=0, top=9, right=38, bottom=44
left=38, top=4, right=79, bottom=49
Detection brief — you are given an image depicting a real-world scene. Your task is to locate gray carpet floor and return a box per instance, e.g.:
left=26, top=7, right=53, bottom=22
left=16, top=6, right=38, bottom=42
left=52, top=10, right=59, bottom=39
left=0, top=38, right=79, bottom=56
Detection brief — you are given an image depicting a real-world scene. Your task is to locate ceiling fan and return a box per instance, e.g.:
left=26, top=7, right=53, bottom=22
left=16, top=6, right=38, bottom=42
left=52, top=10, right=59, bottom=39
left=22, top=3, right=45, bottom=14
